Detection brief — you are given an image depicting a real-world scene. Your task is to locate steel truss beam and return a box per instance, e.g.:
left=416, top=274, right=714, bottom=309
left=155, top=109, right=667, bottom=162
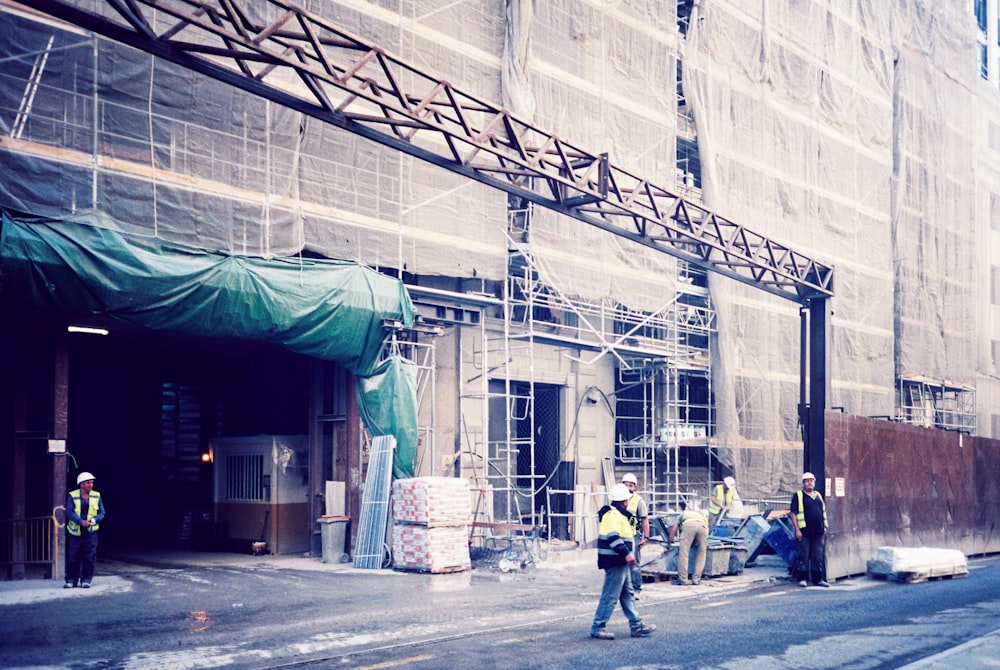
left=20, top=0, right=833, bottom=303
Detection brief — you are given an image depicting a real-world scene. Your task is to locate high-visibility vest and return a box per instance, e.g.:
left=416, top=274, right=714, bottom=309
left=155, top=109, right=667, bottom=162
left=597, top=505, right=633, bottom=568
left=67, top=490, right=101, bottom=536
left=708, top=484, right=733, bottom=514
left=625, top=494, right=643, bottom=536
left=680, top=508, right=708, bottom=528
left=795, top=489, right=827, bottom=530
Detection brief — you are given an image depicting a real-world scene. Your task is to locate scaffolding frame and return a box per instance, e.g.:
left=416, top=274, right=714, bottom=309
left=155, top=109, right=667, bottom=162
left=896, top=376, right=977, bottom=435
left=457, top=199, right=717, bottom=540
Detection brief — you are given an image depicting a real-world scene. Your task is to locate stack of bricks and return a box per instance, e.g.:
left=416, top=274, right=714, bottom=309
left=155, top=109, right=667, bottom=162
left=391, top=476, right=471, bottom=573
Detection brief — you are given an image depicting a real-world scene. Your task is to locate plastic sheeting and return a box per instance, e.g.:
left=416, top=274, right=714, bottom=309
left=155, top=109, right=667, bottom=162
left=0, top=8, right=509, bottom=278
left=0, top=210, right=415, bottom=376
left=358, top=355, right=419, bottom=480
left=678, top=1, right=987, bottom=495
left=1, top=1, right=998, bottom=500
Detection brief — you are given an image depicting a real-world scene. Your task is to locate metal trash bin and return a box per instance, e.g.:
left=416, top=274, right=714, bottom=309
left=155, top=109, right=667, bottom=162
left=318, top=515, right=351, bottom=563
left=763, top=516, right=797, bottom=567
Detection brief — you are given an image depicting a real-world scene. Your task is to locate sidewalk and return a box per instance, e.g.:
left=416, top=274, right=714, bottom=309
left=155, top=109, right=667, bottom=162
left=899, top=627, right=1000, bottom=669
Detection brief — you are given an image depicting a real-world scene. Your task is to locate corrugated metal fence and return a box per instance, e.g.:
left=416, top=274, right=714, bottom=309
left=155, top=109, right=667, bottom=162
left=825, top=413, right=1000, bottom=579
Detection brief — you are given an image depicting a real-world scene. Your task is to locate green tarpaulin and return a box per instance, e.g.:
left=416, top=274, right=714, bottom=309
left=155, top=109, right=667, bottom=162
left=1, top=210, right=418, bottom=475
left=358, top=355, right=419, bottom=479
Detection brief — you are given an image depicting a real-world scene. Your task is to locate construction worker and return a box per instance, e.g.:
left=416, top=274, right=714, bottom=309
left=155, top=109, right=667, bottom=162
left=590, top=483, right=656, bottom=640
left=668, top=500, right=708, bottom=585
left=65, top=471, right=105, bottom=588
left=621, top=473, right=649, bottom=595
left=789, top=472, right=830, bottom=587
left=708, top=475, right=737, bottom=529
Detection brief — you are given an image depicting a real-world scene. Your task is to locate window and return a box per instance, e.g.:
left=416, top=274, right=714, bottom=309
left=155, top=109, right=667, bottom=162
left=993, top=266, right=1000, bottom=306
left=677, top=136, right=702, bottom=189
left=226, top=454, right=267, bottom=501
left=976, top=0, right=988, bottom=79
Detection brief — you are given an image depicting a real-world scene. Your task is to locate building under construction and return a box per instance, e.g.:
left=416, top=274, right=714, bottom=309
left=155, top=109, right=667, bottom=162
left=1, top=1, right=998, bottom=577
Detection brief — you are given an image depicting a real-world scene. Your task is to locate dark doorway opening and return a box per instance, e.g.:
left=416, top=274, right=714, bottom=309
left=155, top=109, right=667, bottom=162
left=66, top=328, right=310, bottom=553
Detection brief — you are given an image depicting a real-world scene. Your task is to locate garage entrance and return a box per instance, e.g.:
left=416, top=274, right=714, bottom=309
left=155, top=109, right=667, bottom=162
left=64, top=328, right=310, bottom=555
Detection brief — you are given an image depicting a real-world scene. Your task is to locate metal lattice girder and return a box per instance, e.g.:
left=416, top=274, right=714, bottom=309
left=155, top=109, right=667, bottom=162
left=20, top=0, right=834, bottom=303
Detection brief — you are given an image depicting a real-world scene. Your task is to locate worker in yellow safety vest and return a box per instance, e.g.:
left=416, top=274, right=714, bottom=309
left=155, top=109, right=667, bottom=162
left=65, top=471, right=105, bottom=589
left=788, top=472, right=830, bottom=588
left=668, top=500, right=709, bottom=585
left=708, top=476, right=737, bottom=529
left=621, top=473, right=649, bottom=594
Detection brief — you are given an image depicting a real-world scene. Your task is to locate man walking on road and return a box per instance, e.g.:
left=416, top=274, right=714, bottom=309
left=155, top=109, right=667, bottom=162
left=621, top=473, right=649, bottom=595
left=591, top=483, right=656, bottom=640
left=789, top=472, right=830, bottom=587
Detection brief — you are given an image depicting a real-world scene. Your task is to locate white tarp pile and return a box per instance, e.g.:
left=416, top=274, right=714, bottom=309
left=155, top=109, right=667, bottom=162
left=391, top=477, right=471, bottom=573
left=866, top=546, right=969, bottom=584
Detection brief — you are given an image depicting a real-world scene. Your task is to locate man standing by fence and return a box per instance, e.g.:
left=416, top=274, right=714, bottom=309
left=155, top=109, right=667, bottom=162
left=65, top=472, right=104, bottom=589
left=789, top=472, right=829, bottom=588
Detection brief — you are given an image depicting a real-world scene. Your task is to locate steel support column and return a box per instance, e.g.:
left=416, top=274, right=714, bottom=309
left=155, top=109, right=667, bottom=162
left=805, top=297, right=828, bottom=495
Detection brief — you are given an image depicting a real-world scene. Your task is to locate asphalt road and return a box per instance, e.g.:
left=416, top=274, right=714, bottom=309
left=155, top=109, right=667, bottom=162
left=0, top=553, right=997, bottom=669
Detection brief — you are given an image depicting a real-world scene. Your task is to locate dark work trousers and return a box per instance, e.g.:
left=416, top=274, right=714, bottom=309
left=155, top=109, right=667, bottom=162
left=795, top=533, right=826, bottom=583
left=66, top=531, right=99, bottom=585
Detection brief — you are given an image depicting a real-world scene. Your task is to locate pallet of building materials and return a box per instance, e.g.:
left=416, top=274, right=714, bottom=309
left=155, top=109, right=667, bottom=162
left=391, top=524, right=471, bottom=573
left=866, top=546, right=968, bottom=584
left=392, top=476, right=471, bottom=525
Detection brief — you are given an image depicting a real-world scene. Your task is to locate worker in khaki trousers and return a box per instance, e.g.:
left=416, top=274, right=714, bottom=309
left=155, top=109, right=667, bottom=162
left=668, top=500, right=708, bottom=585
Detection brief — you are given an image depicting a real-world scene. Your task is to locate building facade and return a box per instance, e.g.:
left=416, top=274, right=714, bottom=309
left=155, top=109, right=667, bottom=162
left=1, top=1, right=998, bottom=575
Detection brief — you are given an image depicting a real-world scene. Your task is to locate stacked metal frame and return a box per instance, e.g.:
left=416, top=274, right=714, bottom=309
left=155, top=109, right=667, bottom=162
left=352, top=436, right=396, bottom=569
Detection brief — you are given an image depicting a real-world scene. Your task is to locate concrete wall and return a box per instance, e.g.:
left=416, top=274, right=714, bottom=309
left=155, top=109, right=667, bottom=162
left=825, top=413, right=1000, bottom=579
left=214, top=502, right=309, bottom=555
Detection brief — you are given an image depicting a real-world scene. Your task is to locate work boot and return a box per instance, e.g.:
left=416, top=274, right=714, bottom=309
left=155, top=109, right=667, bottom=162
left=631, top=624, right=656, bottom=637
left=590, top=629, right=614, bottom=640
left=673, top=578, right=691, bottom=586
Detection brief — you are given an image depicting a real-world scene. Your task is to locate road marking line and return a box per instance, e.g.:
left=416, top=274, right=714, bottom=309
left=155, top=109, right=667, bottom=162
left=356, top=654, right=435, bottom=669
left=693, top=600, right=733, bottom=609
left=758, top=590, right=794, bottom=597
left=495, top=632, right=559, bottom=645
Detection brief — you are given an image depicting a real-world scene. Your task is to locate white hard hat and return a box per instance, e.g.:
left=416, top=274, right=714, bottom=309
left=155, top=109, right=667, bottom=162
left=802, top=472, right=816, bottom=481
left=621, top=473, right=638, bottom=485
left=77, top=472, right=95, bottom=485
left=724, top=476, right=736, bottom=487
left=610, top=483, right=631, bottom=502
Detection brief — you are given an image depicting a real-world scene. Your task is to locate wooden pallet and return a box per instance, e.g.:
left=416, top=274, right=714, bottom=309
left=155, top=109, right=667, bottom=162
left=869, top=569, right=968, bottom=584
left=866, top=547, right=968, bottom=585
left=393, top=564, right=469, bottom=575
left=641, top=570, right=677, bottom=583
